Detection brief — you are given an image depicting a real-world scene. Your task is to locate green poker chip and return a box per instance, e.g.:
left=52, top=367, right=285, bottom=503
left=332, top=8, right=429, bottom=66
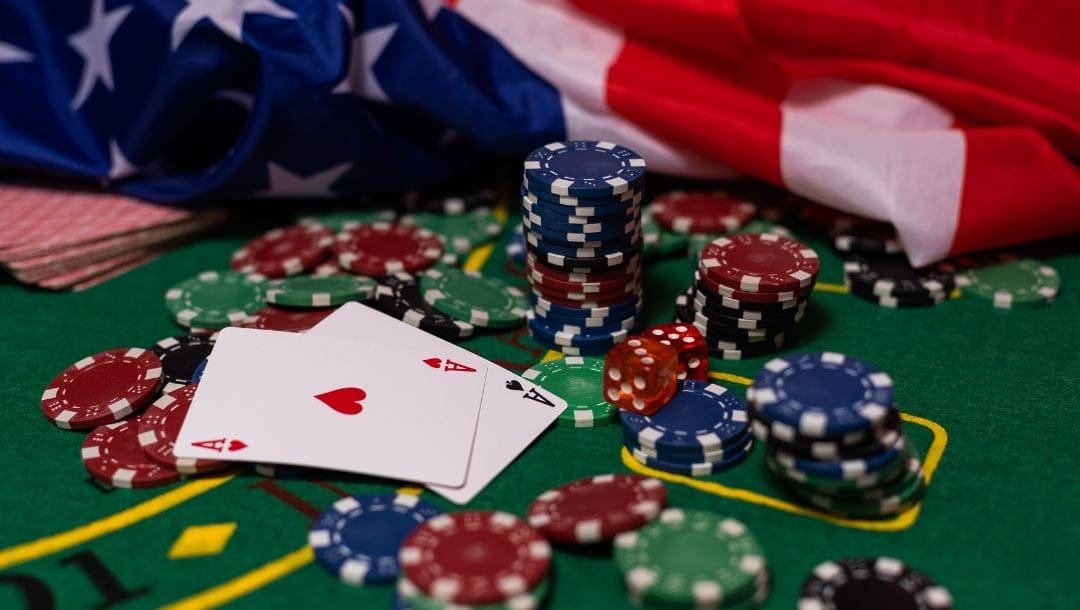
left=400, top=207, right=503, bottom=256
left=265, top=275, right=377, bottom=307
left=522, top=356, right=617, bottom=428
left=420, top=268, right=528, bottom=328
left=792, top=456, right=928, bottom=518
left=763, top=444, right=910, bottom=493
left=298, top=209, right=396, bottom=233
left=614, top=508, right=767, bottom=608
left=398, top=576, right=551, bottom=610
left=956, top=256, right=1060, bottom=309
left=165, top=270, right=267, bottom=329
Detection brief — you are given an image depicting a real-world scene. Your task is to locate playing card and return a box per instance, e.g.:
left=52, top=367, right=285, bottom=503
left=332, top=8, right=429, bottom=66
left=309, top=302, right=567, bottom=504
left=174, top=327, right=488, bottom=487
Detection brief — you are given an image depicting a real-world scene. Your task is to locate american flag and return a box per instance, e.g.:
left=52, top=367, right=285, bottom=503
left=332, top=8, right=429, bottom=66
left=1, top=0, right=1077, bottom=265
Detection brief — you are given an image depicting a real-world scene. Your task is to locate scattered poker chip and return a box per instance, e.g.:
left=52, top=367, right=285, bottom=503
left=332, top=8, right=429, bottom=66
left=650, top=190, right=756, bottom=235
left=614, top=508, right=767, bottom=608
left=398, top=575, right=550, bottom=610
left=333, top=223, right=444, bottom=277
left=955, top=256, right=1060, bottom=309
left=398, top=510, right=552, bottom=605
left=832, top=224, right=902, bottom=255
left=798, top=557, right=952, bottom=610
left=82, top=418, right=182, bottom=488
left=843, top=256, right=954, bottom=299
left=505, top=224, right=525, bottom=265
left=41, top=348, right=164, bottom=430
left=165, top=270, right=268, bottom=329
left=373, top=272, right=475, bottom=340
left=628, top=440, right=753, bottom=477
left=309, top=493, right=442, bottom=586
left=526, top=474, right=666, bottom=544
left=240, top=306, right=337, bottom=333
left=192, top=358, right=208, bottom=384
left=748, top=352, right=894, bottom=440
left=138, top=384, right=226, bottom=474
left=400, top=208, right=503, bottom=255
left=299, top=209, right=396, bottom=233
left=699, top=234, right=820, bottom=292
left=620, top=380, right=749, bottom=454
left=150, top=334, right=216, bottom=392
left=421, top=268, right=528, bottom=328
left=230, top=224, right=334, bottom=278
left=265, top=274, right=377, bottom=307
left=523, top=140, right=646, bottom=197
left=522, top=356, right=618, bottom=427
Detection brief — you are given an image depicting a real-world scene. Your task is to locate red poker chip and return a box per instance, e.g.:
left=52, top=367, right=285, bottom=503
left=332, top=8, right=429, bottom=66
left=696, top=270, right=812, bottom=303
left=650, top=190, right=757, bottom=234
left=230, top=225, right=334, bottom=278
left=83, top=418, right=182, bottom=488
left=526, top=474, right=666, bottom=544
left=699, top=233, right=820, bottom=293
left=399, top=511, right=551, bottom=604
left=530, top=286, right=643, bottom=309
left=333, top=222, right=443, bottom=277
left=137, top=385, right=226, bottom=475
left=240, top=306, right=336, bottom=333
left=530, top=279, right=639, bottom=303
left=41, top=348, right=164, bottom=430
left=526, top=261, right=640, bottom=294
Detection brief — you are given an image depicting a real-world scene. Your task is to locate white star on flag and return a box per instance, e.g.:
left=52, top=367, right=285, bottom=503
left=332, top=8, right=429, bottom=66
left=172, top=0, right=296, bottom=50
left=0, top=40, right=32, bottom=63
left=332, top=23, right=398, bottom=102
left=108, top=140, right=136, bottom=180
left=68, top=0, right=132, bottom=109
left=262, top=162, right=352, bottom=197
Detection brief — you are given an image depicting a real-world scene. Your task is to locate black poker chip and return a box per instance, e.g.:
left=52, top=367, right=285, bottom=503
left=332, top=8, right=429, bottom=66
left=750, top=403, right=904, bottom=461
left=693, top=282, right=811, bottom=314
left=844, top=256, right=955, bottom=300
left=847, top=280, right=948, bottom=309
left=832, top=224, right=902, bottom=255
left=372, top=272, right=475, bottom=341
left=799, top=556, right=953, bottom=610
left=150, top=334, right=216, bottom=392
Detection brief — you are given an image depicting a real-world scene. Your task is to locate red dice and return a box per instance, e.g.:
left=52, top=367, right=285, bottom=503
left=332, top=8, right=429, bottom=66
left=643, top=323, right=709, bottom=382
left=602, top=336, right=680, bottom=415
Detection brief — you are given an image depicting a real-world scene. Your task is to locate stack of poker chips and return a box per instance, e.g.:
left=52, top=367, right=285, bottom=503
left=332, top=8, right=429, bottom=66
left=748, top=352, right=928, bottom=519
left=843, top=255, right=956, bottom=308
left=620, top=380, right=755, bottom=478
left=676, top=233, right=820, bottom=360
left=521, top=140, right=646, bottom=356
left=614, top=508, right=771, bottom=609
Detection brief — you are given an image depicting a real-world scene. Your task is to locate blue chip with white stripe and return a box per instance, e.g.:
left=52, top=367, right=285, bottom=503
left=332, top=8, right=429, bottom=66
left=523, top=140, right=647, bottom=198
left=628, top=440, right=754, bottom=477
left=521, top=186, right=642, bottom=217
left=309, top=493, right=441, bottom=586
left=620, top=381, right=749, bottom=454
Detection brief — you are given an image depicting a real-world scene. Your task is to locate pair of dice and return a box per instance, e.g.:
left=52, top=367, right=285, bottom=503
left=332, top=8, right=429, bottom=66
left=602, top=323, right=708, bottom=415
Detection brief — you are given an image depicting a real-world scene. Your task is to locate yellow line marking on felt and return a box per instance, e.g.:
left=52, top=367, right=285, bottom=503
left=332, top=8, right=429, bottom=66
left=0, top=474, right=235, bottom=570
left=541, top=350, right=565, bottom=363
left=168, top=523, right=238, bottom=560
left=627, top=371, right=949, bottom=532
left=397, top=485, right=424, bottom=496
left=813, top=281, right=849, bottom=294
left=464, top=243, right=494, bottom=271
left=161, top=545, right=314, bottom=610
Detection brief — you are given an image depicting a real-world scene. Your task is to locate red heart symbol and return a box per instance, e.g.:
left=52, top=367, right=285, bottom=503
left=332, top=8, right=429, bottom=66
left=314, top=387, right=367, bottom=415
left=228, top=439, right=247, bottom=452
left=423, top=357, right=442, bottom=369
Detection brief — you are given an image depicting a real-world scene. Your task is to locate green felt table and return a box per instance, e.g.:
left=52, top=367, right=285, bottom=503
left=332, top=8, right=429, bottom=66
left=1, top=201, right=1078, bottom=610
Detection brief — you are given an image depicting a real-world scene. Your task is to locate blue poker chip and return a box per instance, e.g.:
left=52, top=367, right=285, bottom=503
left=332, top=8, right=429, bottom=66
left=532, top=308, right=639, bottom=335
left=526, top=228, right=639, bottom=251
left=192, top=357, right=208, bottom=384
left=620, top=381, right=750, bottom=453
left=526, top=232, right=640, bottom=259
left=523, top=216, right=639, bottom=243
left=309, top=493, right=442, bottom=586
left=531, top=292, right=642, bottom=320
left=748, top=352, right=895, bottom=440
left=523, top=141, right=647, bottom=197
left=522, top=188, right=641, bottom=217
left=520, top=192, right=639, bottom=226
left=504, top=224, right=525, bottom=265
left=527, top=317, right=629, bottom=356
left=628, top=440, right=753, bottom=476
left=623, top=427, right=752, bottom=461
left=771, top=435, right=907, bottom=480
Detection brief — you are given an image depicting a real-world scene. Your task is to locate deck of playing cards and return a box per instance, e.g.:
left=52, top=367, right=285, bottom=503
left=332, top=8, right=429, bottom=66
left=175, top=304, right=567, bottom=501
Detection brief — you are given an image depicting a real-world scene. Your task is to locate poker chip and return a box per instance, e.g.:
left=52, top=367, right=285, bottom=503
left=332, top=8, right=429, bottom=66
left=299, top=209, right=396, bottom=233
left=614, top=509, right=768, bottom=609
left=955, top=256, right=1060, bottom=309
left=764, top=446, right=910, bottom=493
left=843, top=256, right=954, bottom=300
left=333, top=223, right=444, bottom=277
left=265, top=274, right=377, bottom=307
left=521, top=188, right=642, bottom=219
left=795, top=457, right=928, bottom=518
left=530, top=285, right=641, bottom=309
left=522, top=196, right=640, bottom=229
left=623, top=428, right=751, bottom=461
left=240, top=306, right=337, bottom=333
left=531, top=292, right=642, bottom=321
left=165, top=270, right=268, bottom=329
left=750, top=406, right=903, bottom=461
left=527, top=261, right=639, bottom=294
left=772, top=434, right=906, bottom=481
left=522, top=356, right=618, bottom=427
left=137, top=384, right=226, bottom=475
left=150, top=334, right=216, bottom=392
left=398, top=510, right=552, bottom=605
left=526, top=474, right=666, bottom=544
left=421, top=268, right=528, bottom=328
left=527, top=244, right=643, bottom=273
left=82, top=418, right=182, bottom=488
left=628, top=441, right=753, bottom=477
left=505, top=224, right=525, bottom=265
left=41, top=348, right=163, bottom=430
left=523, top=214, right=639, bottom=243
left=414, top=188, right=496, bottom=215
left=309, top=493, right=442, bottom=586
left=748, top=352, right=894, bottom=440
left=700, top=234, right=820, bottom=292
left=523, top=140, right=646, bottom=197
left=798, top=557, right=952, bottom=610
left=650, top=190, right=756, bottom=235
left=846, top=282, right=947, bottom=309
left=528, top=314, right=630, bottom=356
left=640, top=211, right=689, bottom=259
left=832, top=224, right=902, bottom=255
left=620, top=380, right=749, bottom=454
left=687, top=221, right=793, bottom=261
left=373, top=272, right=475, bottom=340
left=521, top=182, right=640, bottom=207
left=399, top=208, right=503, bottom=255
left=526, top=231, right=640, bottom=260
left=230, top=224, right=334, bottom=278
left=398, top=575, right=550, bottom=610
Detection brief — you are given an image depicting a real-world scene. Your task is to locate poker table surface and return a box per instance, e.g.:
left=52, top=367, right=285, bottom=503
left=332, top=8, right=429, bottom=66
left=1, top=200, right=1077, bottom=610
